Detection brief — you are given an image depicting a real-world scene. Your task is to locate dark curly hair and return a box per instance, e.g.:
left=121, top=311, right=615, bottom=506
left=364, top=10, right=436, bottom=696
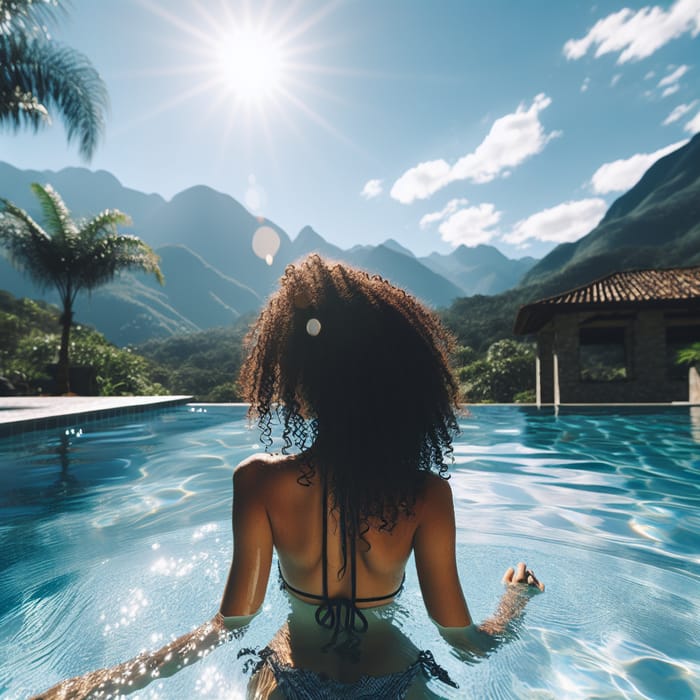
left=239, top=254, right=460, bottom=541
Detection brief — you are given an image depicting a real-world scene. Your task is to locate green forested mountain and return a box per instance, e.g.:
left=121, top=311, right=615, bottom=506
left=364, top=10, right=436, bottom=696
left=444, top=135, right=700, bottom=351
left=0, top=162, right=537, bottom=344
left=522, top=133, right=700, bottom=295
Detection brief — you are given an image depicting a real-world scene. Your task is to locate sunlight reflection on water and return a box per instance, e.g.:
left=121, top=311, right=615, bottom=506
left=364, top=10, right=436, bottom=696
left=0, top=405, right=698, bottom=699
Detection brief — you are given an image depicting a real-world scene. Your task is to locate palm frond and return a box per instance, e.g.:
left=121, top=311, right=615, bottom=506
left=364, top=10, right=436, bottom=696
left=676, top=343, right=700, bottom=366
left=75, top=234, right=164, bottom=290
left=0, top=196, right=47, bottom=239
left=0, top=32, right=107, bottom=159
left=29, top=183, right=77, bottom=237
left=0, top=204, right=59, bottom=292
left=0, top=1, right=68, bottom=34
left=80, top=209, right=132, bottom=242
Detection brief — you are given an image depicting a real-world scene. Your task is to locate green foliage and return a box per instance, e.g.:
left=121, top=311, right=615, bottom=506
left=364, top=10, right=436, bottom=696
left=513, top=389, right=536, bottom=403
left=441, top=288, right=529, bottom=352
left=69, top=328, right=167, bottom=396
left=676, top=342, right=700, bottom=366
left=136, top=321, right=250, bottom=402
left=0, top=290, right=165, bottom=395
left=456, top=339, right=535, bottom=403
left=0, top=0, right=108, bottom=159
left=453, top=345, right=478, bottom=366
left=205, top=382, right=241, bottom=403
left=0, top=183, right=163, bottom=393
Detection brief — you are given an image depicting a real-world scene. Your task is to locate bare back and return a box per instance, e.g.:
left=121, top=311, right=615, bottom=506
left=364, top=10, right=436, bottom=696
left=220, top=451, right=472, bottom=629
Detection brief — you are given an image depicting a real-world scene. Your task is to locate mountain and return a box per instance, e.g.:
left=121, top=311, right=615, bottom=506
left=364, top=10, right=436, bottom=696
left=381, top=238, right=416, bottom=258
left=442, top=135, right=700, bottom=352
left=290, top=225, right=345, bottom=260
left=1, top=162, right=537, bottom=344
left=346, top=243, right=464, bottom=308
left=0, top=161, right=165, bottom=228
left=421, top=244, right=536, bottom=295
left=522, top=134, right=700, bottom=294
left=142, top=184, right=292, bottom=296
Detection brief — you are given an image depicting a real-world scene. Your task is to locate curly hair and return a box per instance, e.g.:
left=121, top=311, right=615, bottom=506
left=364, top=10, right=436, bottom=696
left=239, top=254, right=460, bottom=539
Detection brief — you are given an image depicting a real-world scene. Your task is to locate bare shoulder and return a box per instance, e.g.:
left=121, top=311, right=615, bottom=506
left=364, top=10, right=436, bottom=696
left=233, top=452, right=305, bottom=485
left=421, top=471, right=453, bottom=500
left=416, top=472, right=454, bottom=520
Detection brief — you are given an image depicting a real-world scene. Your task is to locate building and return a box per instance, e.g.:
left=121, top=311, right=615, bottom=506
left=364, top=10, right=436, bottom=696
left=514, top=267, right=700, bottom=404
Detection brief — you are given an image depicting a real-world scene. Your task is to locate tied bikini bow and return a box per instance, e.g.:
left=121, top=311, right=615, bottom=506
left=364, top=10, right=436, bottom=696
left=315, top=596, right=369, bottom=635
left=316, top=597, right=369, bottom=658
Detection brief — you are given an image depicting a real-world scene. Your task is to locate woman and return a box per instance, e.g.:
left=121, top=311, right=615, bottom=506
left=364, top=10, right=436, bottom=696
left=37, top=256, right=542, bottom=700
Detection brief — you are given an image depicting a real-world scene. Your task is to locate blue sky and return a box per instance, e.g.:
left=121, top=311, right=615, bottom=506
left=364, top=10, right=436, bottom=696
left=2, top=0, right=699, bottom=259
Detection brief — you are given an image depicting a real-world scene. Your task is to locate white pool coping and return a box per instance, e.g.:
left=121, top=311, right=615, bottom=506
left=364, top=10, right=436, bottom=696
left=0, top=395, right=193, bottom=436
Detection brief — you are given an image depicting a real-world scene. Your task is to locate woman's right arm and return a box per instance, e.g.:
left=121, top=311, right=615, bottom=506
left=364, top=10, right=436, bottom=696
left=414, top=475, right=543, bottom=658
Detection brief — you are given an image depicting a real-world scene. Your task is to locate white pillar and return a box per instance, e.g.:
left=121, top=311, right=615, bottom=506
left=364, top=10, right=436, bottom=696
left=553, top=351, right=560, bottom=407
left=690, top=365, right=700, bottom=405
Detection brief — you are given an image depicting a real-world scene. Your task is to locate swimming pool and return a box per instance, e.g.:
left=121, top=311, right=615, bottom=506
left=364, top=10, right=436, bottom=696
left=1, top=405, right=699, bottom=699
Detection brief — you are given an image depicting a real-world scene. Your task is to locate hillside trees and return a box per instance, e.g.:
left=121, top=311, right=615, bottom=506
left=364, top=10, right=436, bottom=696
left=0, top=184, right=163, bottom=394
left=136, top=322, right=251, bottom=401
left=456, top=339, right=535, bottom=403
left=0, top=291, right=165, bottom=395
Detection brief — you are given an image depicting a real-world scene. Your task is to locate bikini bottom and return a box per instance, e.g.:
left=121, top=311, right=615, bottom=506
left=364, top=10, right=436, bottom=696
left=239, top=647, right=458, bottom=700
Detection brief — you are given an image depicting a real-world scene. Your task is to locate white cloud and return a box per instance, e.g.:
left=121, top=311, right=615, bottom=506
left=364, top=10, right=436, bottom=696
left=360, top=179, right=383, bottom=199
left=644, top=70, right=656, bottom=80
left=419, top=198, right=469, bottom=229
left=590, top=140, right=688, bottom=193
left=685, top=110, right=700, bottom=132
left=662, top=84, right=681, bottom=97
left=503, top=199, right=607, bottom=246
left=581, top=77, right=591, bottom=92
left=658, top=64, right=689, bottom=87
left=663, top=101, right=698, bottom=124
left=610, top=73, right=622, bottom=87
left=563, top=0, right=700, bottom=64
left=437, top=203, right=501, bottom=247
left=390, top=94, right=558, bottom=204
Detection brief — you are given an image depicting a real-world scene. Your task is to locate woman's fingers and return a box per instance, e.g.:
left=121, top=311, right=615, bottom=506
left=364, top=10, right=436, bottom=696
left=514, top=562, right=528, bottom=582
left=526, top=569, right=545, bottom=592
left=502, top=562, right=545, bottom=591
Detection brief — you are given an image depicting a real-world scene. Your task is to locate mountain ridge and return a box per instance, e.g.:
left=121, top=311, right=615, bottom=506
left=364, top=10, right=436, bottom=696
left=0, top=161, right=537, bottom=344
left=522, top=133, right=700, bottom=294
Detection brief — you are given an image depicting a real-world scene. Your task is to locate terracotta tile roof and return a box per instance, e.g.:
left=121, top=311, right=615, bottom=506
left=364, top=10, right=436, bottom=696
left=514, top=267, right=700, bottom=335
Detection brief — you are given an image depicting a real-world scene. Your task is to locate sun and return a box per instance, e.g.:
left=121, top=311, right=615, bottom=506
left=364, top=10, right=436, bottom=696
left=138, top=1, right=348, bottom=142
left=215, top=28, right=285, bottom=104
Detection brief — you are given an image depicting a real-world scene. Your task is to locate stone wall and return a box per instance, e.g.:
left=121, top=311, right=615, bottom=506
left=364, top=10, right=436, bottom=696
left=535, top=309, right=690, bottom=403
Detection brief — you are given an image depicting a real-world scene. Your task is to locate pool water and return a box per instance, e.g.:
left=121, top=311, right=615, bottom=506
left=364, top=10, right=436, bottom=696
left=1, top=405, right=699, bottom=699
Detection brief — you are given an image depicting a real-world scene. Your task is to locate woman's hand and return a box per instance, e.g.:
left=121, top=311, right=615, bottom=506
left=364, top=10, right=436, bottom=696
left=503, top=562, right=544, bottom=592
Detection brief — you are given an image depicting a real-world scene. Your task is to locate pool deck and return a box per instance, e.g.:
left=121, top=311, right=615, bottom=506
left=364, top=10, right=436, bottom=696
left=0, top=395, right=193, bottom=437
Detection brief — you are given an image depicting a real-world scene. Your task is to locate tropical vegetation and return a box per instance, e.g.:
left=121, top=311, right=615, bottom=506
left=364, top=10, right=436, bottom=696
left=676, top=343, right=700, bottom=367
left=454, top=339, right=535, bottom=403
left=0, top=285, right=537, bottom=402
left=0, top=291, right=165, bottom=395
left=0, top=0, right=108, bottom=159
left=0, top=183, right=163, bottom=393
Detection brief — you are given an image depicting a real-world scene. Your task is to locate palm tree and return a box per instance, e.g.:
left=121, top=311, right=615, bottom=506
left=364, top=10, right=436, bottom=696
left=0, top=0, right=108, bottom=159
left=0, top=183, right=163, bottom=394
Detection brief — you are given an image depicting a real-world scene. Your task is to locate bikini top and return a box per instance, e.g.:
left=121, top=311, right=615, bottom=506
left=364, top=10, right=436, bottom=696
left=278, top=472, right=405, bottom=653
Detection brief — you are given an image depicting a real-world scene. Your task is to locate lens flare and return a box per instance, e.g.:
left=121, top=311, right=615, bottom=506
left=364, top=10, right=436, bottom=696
left=252, top=225, right=280, bottom=264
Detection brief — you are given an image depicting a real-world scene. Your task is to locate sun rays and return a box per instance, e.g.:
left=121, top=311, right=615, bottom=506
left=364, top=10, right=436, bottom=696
left=132, top=0, right=350, bottom=149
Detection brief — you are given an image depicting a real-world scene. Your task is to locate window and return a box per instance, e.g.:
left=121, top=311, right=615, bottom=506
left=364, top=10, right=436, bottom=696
left=579, top=326, right=628, bottom=382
